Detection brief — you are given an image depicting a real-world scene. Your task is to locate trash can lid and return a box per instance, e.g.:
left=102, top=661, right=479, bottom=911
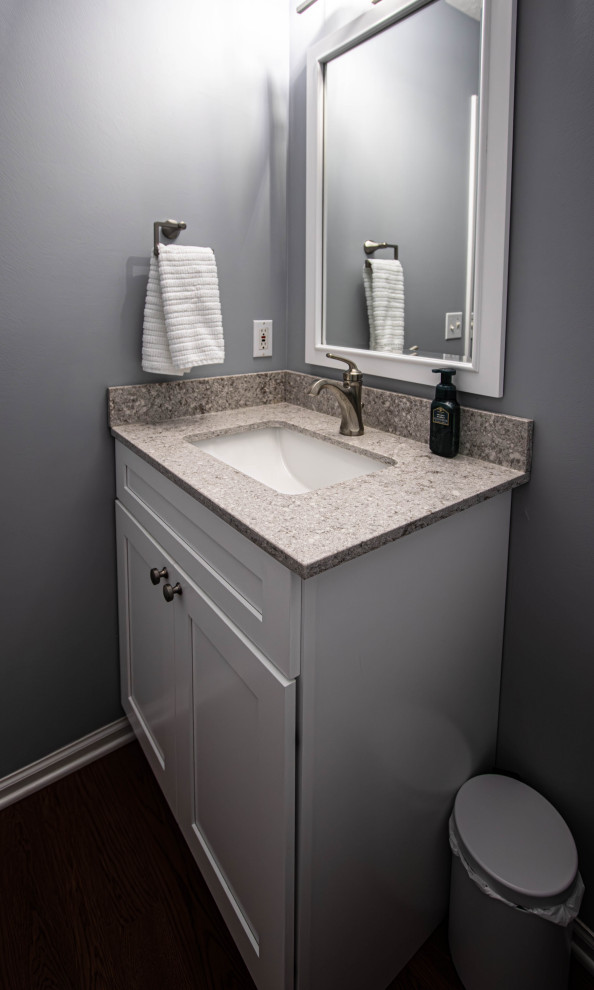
left=452, top=774, right=578, bottom=908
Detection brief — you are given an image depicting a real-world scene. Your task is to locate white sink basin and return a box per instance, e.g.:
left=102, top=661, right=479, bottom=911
left=191, top=426, right=389, bottom=494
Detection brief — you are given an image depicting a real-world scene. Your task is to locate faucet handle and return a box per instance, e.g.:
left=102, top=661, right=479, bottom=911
left=325, top=353, right=362, bottom=382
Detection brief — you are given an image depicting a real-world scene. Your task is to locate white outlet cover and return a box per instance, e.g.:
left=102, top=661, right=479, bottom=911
left=253, top=320, right=273, bottom=357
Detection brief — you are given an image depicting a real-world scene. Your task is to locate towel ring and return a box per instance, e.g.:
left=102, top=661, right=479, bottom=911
left=364, top=240, right=398, bottom=265
left=154, top=219, right=187, bottom=257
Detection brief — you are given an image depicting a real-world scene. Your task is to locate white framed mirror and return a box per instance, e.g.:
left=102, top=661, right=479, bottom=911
left=304, top=0, right=516, bottom=397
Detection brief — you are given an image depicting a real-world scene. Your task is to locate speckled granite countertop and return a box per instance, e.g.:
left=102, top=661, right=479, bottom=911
left=111, top=383, right=531, bottom=578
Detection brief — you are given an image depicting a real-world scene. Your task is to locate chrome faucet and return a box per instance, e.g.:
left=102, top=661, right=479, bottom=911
left=309, top=354, right=364, bottom=436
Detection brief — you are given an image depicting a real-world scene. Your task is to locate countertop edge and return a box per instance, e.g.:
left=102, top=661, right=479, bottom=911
left=298, top=474, right=528, bottom=579
left=111, top=427, right=528, bottom=580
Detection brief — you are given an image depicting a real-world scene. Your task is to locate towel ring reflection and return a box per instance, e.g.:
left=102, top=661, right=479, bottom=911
left=364, top=239, right=399, bottom=267
left=154, top=219, right=187, bottom=257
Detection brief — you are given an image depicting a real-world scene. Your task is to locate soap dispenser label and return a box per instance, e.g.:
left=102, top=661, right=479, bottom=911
left=432, top=406, right=450, bottom=426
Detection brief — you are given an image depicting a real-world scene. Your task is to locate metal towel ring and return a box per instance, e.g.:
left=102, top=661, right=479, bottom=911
left=153, top=219, right=187, bottom=257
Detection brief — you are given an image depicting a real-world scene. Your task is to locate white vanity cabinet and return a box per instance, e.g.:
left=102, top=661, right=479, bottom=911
left=114, top=439, right=513, bottom=990
left=115, top=444, right=298, bottom=990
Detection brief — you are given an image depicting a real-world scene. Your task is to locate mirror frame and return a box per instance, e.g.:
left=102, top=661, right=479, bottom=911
left=304, top=0, right=516, bottom=397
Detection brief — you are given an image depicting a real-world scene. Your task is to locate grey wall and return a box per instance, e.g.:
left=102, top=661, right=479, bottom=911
left=0, top=0, right=288, bottom=777
left=289, top=0, right=594, bottom=928
left=490, top=0, right=594, bottom=928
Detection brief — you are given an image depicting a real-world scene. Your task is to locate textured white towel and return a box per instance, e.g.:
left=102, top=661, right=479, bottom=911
left=363, top=259, right=405, bottom=353
left=142, top=245, right=225, bottom=375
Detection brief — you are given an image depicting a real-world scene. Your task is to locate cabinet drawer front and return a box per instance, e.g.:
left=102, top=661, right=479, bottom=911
left=116, top=442, right=301, bottom=679
left=176, top=577, right=296, bottom=990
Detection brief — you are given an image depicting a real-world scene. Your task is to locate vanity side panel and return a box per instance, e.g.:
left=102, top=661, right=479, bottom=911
left=296, top=493, right=511, bottom=990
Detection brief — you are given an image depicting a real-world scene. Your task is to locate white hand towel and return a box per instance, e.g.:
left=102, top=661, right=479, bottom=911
left=363, top=259, right=405, bottom=353
left=142, top=245, right=225, bottom=376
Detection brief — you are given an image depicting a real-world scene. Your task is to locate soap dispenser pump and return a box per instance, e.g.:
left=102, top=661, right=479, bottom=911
left=430, top=368, right=460, bottom=458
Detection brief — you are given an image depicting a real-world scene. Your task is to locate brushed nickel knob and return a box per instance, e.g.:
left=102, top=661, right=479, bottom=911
left=150, top=567, right=168, bottom=585
left=162, top=582, right=182, bottom=602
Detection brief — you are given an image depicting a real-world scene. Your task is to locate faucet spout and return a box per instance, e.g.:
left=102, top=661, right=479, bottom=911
left=308, top=378, right=335, bottom=397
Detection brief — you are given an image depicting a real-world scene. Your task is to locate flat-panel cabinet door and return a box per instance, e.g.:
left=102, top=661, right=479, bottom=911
left=176, top=578, right=296, bottom=990
left=115, top=502, right=178, bottom=814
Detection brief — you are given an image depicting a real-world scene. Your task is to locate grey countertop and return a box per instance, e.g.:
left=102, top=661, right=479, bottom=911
left=111, top=400, right=529, bottom=579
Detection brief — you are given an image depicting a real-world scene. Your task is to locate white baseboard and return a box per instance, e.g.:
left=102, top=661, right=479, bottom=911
left=573, top=918, right=594, bottom=977
left=0, top=717, right=134, bottom=811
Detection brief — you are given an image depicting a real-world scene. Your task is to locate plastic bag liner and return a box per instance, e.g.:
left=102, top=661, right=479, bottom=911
left=449, top=815, right=584, bottom=927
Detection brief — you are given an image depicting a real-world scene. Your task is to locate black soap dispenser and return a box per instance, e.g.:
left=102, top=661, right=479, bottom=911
left=430, top=368, right=460, bottom=458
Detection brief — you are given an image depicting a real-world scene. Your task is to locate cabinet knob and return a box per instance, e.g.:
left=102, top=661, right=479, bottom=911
left=162, top=582, right=182, bottom=602
left=150, top=566, right=168, bottom=585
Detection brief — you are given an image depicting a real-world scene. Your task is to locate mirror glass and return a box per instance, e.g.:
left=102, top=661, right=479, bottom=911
left=323, top=0, right=481, bottom=363
left=305, top=0, right=516, bottom=397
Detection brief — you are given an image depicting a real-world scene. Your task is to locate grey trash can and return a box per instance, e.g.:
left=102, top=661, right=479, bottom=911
left=448, top=774, right=584, bottom=990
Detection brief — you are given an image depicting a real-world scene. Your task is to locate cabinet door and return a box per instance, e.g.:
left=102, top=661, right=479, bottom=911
left=115, top=502, right=178, bottom=814
left=175, top=577, right=296, bottom=990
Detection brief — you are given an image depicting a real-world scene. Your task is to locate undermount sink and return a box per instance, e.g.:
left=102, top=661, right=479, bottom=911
left=190, top=426, right=389, bottom=494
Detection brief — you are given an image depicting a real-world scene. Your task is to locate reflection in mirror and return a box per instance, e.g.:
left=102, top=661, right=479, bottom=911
left=323, top=0, right=482, bottom=363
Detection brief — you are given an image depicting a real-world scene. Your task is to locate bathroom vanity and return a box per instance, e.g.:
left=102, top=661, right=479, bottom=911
left=110, top=373, right=531, bottom=990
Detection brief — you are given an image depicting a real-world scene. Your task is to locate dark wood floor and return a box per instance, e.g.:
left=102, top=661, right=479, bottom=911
left=0, top=741, right=591, bottom=990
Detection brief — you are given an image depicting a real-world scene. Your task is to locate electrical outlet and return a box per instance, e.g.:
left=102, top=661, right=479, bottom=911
left=445, top=312, right=463, bottom=340
left=253, top=320, right=273, bottom=357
